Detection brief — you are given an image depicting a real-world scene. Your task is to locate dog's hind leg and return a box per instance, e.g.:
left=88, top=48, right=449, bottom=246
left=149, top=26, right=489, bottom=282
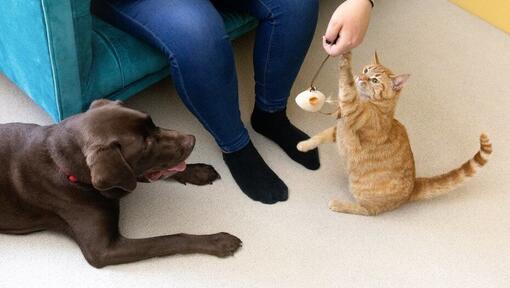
left=0, top=209, right=64, bottom=235
left=61, top=202, right=241, bottom=268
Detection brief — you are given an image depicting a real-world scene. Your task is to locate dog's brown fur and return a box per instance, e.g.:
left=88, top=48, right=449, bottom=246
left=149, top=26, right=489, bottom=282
left=298, top=52, right=492, bottom=216
left=0, top=99, right=241, bottom=267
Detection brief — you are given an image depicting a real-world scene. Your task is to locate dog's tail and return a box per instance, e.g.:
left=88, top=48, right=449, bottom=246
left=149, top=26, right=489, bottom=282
left=409, top=134, right=492, bottom=202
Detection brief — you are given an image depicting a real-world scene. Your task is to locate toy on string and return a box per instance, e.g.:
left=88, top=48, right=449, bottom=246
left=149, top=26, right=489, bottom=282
left=295, top=54, right=339, bottom=115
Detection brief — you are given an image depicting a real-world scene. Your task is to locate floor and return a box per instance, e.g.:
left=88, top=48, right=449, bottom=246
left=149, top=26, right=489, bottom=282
left=1, top=0, right=509, bottom=287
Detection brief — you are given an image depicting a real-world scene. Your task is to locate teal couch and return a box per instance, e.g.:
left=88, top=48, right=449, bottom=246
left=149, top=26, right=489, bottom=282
left=0, top=0, right=258, bottom=122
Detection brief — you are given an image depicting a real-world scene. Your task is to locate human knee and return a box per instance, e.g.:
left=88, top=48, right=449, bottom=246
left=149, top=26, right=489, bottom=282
left=276, top=0, right=319, bottom=22
left=165, top=20, right=228, bottom=53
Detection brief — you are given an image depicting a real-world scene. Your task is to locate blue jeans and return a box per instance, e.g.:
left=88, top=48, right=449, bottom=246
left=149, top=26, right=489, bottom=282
left=94, top=0, right=319, bottom=152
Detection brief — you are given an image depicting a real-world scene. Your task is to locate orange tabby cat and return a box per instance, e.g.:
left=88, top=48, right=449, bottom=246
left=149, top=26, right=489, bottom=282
left=297, top=51, right=492, bottom=216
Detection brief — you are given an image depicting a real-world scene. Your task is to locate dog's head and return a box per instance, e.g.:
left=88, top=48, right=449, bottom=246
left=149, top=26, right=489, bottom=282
left=77, top=99, right=195, bottom=197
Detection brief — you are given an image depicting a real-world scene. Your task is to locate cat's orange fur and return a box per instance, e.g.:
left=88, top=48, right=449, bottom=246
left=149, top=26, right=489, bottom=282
left=297, top=52, right=492, bottom=216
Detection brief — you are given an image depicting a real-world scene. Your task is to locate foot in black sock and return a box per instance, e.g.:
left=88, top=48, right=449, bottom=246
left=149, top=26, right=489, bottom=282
left=251, top=106, right=320, bottom=170
left=223, top=141, right=288, bottom=204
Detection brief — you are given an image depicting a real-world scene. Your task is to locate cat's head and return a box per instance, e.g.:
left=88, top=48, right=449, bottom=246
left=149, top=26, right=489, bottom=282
left=355, top=52, right=410, bottom=104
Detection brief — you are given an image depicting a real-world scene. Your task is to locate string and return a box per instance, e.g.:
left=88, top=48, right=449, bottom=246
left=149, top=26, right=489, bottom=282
left=304, top=54, right=342, bottom=118
left=309, top=54, right=330, bottom=90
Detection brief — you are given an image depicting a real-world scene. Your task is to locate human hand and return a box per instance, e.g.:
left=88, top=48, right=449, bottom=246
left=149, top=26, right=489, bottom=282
left=323, top=0, right=373, bottom=56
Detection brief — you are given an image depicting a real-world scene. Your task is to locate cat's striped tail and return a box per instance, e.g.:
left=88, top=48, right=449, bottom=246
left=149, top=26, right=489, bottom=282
left=409, top=134, right=492, bottom=202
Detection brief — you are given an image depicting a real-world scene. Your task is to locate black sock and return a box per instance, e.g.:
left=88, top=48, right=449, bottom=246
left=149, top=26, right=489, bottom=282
left=251, top=106, right=320, bottom=170
left=223, top=141, right=288, bottom=204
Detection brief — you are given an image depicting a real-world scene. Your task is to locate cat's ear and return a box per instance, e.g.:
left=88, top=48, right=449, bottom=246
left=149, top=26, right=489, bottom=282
left=373, top=51, right=381, bottom=65
left=391, top=74, right=411, bottom=91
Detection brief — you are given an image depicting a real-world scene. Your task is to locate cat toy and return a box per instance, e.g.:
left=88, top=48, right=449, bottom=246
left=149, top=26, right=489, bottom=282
left=295, top=54, right=338, bottom=114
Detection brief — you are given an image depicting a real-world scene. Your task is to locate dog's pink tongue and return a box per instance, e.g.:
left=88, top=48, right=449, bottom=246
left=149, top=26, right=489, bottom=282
left=168, top=161, right=186, bottom=172
left=147, top=170, right=164, bottom=181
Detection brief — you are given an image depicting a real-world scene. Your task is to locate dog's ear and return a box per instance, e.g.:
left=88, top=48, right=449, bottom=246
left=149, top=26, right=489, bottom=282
left=85, top=141, right=137, bottom=194
left=89, top=99, right=124, bottom=110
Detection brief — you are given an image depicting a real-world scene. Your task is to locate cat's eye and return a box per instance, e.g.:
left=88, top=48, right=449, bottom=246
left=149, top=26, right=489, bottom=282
left=363, top=68, right=368, bottom=74
left=371, top=78, right=379, bottom=83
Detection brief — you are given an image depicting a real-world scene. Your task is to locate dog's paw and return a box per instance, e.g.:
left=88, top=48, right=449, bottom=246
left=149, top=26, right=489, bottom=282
left=297, top=140, right=312, bottom=152
left=171, top=164, right=221, bottom=186
left=208, top=232, right=242, bottom=257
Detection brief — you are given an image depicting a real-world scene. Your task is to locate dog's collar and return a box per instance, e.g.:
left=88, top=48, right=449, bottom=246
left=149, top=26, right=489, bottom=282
left=57, top=166, right=80, bottom=184
left=65, top=172, right=79, bottom=183
left=57, top=166, right=96, bottom=190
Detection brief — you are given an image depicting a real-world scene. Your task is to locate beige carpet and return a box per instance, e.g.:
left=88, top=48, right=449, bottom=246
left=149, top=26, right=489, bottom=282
left=1, top=0, right=509, bottom=287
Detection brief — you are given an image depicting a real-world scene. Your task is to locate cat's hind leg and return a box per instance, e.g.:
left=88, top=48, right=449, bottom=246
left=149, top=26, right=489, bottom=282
left=297, top=126, right=336, bottom=152
left=328, top=199, right=373, bottom=216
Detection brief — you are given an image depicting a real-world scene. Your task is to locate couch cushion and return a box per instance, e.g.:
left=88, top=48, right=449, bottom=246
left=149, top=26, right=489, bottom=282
left=82, top=13, right=257, bottom=103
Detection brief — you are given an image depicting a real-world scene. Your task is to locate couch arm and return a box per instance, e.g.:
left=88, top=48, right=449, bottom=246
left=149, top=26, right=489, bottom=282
left=0, top=0, right=93, bottom=121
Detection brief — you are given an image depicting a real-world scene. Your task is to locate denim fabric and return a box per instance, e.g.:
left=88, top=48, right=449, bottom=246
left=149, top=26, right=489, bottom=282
left=216, top=0, right=320, bottom=112
left=0, top=0, right=257, bottom=122
left=97, top=0, right=318, bottom=152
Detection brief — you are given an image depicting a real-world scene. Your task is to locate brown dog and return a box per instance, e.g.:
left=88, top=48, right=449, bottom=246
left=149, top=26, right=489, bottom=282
left=0, top=99, right=242, bottom=268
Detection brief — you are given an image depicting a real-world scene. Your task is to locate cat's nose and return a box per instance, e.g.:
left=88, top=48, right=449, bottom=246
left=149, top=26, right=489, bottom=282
left=359, top=75, right=369, bottom=81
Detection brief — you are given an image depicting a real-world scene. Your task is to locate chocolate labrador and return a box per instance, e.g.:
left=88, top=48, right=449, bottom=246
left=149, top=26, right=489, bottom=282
left=0, top=99, right=241, bottom=268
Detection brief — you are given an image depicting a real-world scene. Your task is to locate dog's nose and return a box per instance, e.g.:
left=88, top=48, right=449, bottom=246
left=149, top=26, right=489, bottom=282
left=183, top=135, right=195, bottom=149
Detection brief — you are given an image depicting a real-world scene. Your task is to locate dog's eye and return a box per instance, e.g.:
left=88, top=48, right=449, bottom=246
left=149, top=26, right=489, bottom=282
left=143, top=137, right=153, bottom=150
left=371, top=78, right=379, bottom=83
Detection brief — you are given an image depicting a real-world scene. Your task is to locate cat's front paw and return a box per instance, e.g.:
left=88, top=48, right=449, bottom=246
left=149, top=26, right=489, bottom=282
left=339, top=51, right=352, bottom=66
left=297, top=140, right=313, bottom=152
left=342, top=51, right=352, bottom=60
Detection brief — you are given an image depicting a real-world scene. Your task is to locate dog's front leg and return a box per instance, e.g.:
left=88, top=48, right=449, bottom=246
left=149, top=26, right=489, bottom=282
left=61, top=203, right=241, bottom=268
left=91, top=232, right=242, bottom=268
left=167, top=163, right=220, bottom=185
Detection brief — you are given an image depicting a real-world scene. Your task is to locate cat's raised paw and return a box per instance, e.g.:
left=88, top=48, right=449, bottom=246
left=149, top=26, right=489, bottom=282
left=339, top=51, right=352, bottom=66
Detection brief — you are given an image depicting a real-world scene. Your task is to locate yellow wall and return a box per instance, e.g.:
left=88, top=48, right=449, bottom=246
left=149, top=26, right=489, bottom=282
left=450, top=0, right=510, bottom=34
